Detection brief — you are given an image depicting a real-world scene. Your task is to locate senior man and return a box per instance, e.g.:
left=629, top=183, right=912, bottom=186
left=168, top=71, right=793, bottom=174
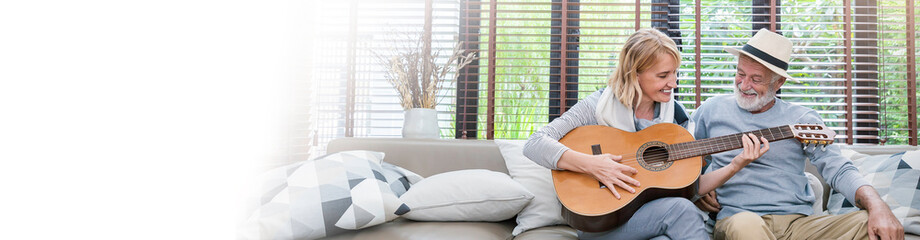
left=691, top=29, right=904, bottom=240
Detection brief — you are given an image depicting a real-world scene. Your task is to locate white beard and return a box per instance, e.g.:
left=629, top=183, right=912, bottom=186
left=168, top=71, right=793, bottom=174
left=734, top=85, right=776, bottom=111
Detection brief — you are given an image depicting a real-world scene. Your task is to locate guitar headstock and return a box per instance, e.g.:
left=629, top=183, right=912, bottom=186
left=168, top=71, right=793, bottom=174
left=789, top=124, right=836, bottom=147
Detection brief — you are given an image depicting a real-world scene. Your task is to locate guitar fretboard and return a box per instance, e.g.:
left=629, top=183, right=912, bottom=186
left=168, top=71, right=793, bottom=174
left=667, top=126, right=794, bottom=160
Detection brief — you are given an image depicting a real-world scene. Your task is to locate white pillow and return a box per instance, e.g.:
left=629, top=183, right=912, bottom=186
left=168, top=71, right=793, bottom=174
left=804, top=172, right=825, bottom=216
left=495, top=139, right=567, bottom=235
left=398, top=169, right=534, bottom=222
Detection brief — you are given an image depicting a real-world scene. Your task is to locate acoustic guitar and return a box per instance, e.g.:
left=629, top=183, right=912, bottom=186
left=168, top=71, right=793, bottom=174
left=554, top=123, right=835, bottom=232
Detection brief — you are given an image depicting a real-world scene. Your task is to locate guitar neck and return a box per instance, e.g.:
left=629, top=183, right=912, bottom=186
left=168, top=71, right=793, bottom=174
left=668, top=125, right=795, bottom=160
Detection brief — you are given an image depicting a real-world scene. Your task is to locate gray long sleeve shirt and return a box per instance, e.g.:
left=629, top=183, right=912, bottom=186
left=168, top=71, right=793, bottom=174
left=523, top=89, right=690, bottom=170
left=691, top=95, right=870, bottom=220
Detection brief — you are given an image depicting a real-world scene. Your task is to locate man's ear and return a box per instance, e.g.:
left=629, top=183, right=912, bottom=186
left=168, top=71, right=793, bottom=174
left=774, top=77, right=787, bottom=94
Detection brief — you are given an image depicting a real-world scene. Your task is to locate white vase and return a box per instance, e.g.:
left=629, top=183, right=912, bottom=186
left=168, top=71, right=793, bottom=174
left=402, top=108, right=440, bottom=139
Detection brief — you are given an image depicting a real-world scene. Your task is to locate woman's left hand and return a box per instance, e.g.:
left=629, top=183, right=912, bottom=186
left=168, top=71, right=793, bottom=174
left=729, top=133, right=769, bottom=173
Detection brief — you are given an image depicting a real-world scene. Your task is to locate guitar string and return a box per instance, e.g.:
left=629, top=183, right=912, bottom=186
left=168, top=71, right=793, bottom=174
left=601, top=134, right=764, bottom=163
left=590, top=129, right=800, bottom=166
left=613, top=139, right=746, bottom=163
left=614, top=137, right=811, bottom=165
left=608, top=137, right=775, bottom=166
left=575, top=127, right=829, bottom=169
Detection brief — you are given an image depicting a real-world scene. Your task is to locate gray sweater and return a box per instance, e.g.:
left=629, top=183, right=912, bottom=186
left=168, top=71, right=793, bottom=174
left=523, top=89, right=690, bottom=170
left=691, top=95, right=869, bottom=220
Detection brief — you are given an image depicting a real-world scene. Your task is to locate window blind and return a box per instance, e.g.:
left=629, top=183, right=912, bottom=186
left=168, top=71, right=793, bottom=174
left=303, top=0, right=917, bottom=149
left=457, top=0, right=919, bottom=145
left=877, top=0, right=918, bottom=145
left=274, top=0, right=319, bottom=168
left=310, top=0, right=462, bottom=156
left=458, top=0, right=653, bottom=139
left=668, top=0, right=881, bottom=144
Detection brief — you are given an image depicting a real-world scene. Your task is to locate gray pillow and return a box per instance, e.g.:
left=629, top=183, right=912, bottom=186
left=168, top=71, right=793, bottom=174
left=240, top=150, right=423, bottom=240
left=826, top=150, right=920, bottom=235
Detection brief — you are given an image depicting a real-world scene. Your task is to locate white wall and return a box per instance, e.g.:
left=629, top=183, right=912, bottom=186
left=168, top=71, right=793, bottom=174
left=0, top=0, right=294, bottom=238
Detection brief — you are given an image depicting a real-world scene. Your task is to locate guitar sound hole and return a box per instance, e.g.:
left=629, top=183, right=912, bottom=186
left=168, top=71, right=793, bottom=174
left=642, top=146, right=669, bottom=167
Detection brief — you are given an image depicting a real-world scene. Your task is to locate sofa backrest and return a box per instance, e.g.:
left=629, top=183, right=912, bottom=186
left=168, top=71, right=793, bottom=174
left=327, top=138, right=508, bottom=177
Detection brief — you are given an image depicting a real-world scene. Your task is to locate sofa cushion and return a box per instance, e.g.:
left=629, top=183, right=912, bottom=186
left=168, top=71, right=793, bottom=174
left=241, top=150, right=423, bottom=240
left=826, top=150, right=920, bottom=235
left=322, top=218, right=516, bottom=240
left=512, top=225, right=577, bottom=240
left=495, top=140, right=567, bottom=235
left=398, top=169, right=534, bottom=222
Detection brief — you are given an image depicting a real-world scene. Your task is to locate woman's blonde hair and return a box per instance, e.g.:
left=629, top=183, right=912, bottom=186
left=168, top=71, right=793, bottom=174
left=607, top=28, right=681, bottom=109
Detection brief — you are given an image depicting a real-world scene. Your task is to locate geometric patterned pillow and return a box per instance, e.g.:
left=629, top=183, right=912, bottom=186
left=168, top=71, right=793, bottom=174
left=240, top=150, right=423, bottom=240
left=826, top=150, right=920, bottom=235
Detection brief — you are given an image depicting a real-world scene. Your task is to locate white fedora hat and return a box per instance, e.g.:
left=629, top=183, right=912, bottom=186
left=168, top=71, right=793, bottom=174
left=724, top=28, right=798, bottom=82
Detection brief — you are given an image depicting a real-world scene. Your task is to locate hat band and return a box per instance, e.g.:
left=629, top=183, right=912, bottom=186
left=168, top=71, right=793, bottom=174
left=742, top=44, right=788, bottom=70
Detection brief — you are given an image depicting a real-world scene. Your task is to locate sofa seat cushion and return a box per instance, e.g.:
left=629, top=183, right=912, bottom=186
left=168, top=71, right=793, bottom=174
left=512, top=225, right=577, bottom=240
left=322, top=218, right=515, bottom=240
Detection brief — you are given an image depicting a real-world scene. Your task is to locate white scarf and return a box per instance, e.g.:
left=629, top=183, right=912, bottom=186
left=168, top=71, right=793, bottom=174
left=594, top=87, right=693, bottom=134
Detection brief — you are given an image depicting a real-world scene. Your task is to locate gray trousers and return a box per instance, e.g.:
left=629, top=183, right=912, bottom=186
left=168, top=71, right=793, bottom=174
left=577, top=197, right=709, bottom=240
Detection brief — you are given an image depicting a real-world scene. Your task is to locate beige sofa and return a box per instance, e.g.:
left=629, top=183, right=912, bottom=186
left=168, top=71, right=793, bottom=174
left=322, top=137, right=919, bottom=240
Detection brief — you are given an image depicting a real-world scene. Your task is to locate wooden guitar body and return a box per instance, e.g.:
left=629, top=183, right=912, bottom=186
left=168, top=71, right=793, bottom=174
left=553, top=123, right=701, bottom=232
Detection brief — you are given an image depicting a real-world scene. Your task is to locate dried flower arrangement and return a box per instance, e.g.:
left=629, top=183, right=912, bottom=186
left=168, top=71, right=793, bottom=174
left=377, top=37, right=477, bottom=110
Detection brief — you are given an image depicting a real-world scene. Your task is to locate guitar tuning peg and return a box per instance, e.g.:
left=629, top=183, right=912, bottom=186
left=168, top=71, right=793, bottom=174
left=803, top=141, right=810, bottom=150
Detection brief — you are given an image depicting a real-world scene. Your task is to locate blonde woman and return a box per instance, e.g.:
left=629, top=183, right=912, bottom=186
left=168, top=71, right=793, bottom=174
left=524, top=29, right=768, bottom=239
